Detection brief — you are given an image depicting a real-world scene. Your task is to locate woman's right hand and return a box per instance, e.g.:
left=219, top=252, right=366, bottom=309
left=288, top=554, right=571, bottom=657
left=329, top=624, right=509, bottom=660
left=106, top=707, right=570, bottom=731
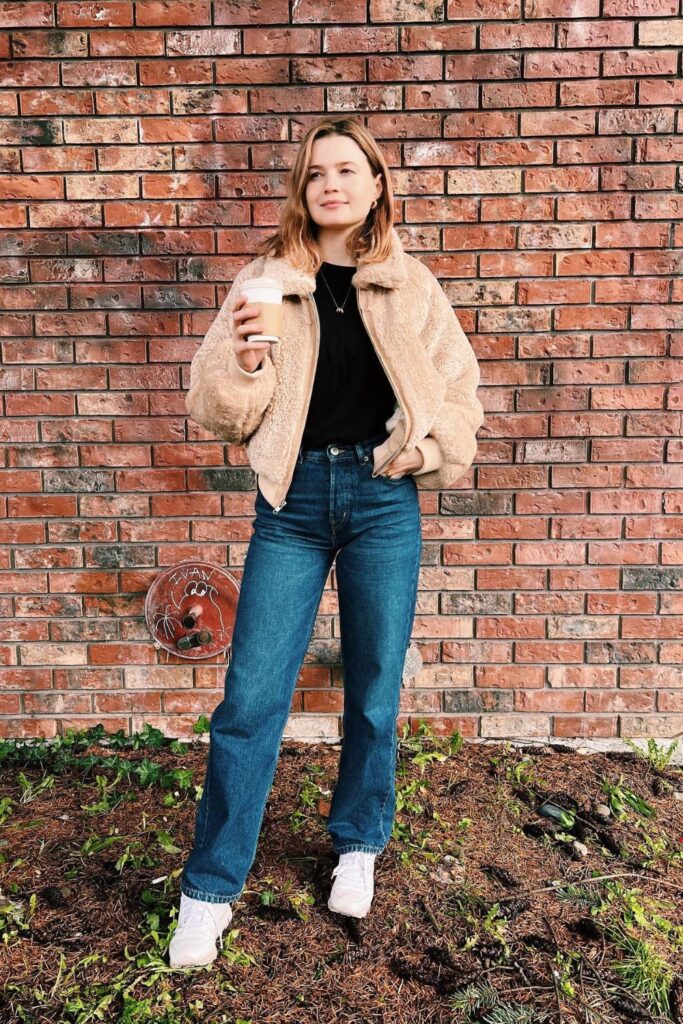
left=232, top=292, right=271, bottom=373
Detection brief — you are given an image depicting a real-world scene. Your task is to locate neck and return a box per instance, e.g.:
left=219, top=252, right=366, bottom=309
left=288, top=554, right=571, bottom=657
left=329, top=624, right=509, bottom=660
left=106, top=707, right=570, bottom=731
left=315, top=226, right=358, bottom=267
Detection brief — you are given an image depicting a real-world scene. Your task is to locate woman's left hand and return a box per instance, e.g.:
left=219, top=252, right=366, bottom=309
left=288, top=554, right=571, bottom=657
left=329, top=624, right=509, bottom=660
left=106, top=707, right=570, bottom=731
left=382, top=447, right=425, bottom=479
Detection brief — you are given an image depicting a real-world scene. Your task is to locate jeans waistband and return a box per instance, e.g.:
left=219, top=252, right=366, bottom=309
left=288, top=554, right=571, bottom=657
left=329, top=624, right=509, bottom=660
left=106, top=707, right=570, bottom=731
left=297, top=431, right=389, bottom=464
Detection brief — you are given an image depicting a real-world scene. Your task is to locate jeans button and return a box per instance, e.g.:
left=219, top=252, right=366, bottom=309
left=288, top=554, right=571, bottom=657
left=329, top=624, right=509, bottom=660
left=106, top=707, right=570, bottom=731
left=330, top=446, right=339, bottom=455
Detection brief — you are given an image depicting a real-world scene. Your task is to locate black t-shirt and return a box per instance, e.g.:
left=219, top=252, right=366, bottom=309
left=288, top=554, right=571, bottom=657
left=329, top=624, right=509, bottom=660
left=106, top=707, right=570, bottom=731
left=301, top=261, right=396, bottom=447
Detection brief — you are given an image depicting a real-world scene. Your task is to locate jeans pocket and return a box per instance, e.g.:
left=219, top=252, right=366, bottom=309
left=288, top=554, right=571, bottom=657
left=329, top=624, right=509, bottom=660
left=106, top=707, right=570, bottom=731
left=364, top=457, right=406, bottom=485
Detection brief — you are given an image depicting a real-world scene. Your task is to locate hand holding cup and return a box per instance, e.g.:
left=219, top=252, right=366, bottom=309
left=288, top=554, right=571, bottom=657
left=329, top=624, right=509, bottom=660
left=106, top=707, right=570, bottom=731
left=232, top=277, right=283, bottom=374
left=232, top=293, right=271, bottom=373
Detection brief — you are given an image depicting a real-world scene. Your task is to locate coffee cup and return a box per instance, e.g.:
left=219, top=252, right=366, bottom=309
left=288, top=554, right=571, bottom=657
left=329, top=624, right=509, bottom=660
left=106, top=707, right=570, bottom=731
left=239, top=276, right=283, bottom=344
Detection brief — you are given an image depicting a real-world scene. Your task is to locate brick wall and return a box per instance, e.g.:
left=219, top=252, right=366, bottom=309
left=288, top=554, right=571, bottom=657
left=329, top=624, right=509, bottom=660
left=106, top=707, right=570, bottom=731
left=3, top=0, right=682, bottom=745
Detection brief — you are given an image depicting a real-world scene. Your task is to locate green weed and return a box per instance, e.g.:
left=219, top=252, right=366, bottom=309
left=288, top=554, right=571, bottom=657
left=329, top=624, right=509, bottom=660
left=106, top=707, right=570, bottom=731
left=17, top=771, right=54, bottom=804
left=623, top=737, right=680, bottom=774
left=0, top=891, right=36, bottom=945
left=600, top=773, right=655, bottom=822
left=608, top=926, right=675, bottom=1018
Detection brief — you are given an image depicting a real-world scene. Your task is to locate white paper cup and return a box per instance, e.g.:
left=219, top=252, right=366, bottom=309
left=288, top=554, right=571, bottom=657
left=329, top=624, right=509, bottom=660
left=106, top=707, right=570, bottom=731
left=239, top=276, right=283, bottom=343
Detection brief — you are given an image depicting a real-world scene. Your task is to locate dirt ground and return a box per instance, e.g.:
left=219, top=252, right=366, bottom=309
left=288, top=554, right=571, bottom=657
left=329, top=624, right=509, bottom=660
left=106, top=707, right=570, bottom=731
left=1, top=723, right=682, bottom=1024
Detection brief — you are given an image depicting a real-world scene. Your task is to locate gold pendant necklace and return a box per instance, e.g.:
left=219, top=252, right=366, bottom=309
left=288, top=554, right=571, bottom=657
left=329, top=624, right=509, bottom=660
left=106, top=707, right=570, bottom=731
left=319, top=268, right=354, bottom=314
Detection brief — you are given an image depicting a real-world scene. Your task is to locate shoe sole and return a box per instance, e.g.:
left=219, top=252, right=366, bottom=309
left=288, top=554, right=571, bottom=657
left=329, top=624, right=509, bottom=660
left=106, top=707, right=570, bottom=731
left=327, top=897, right=371, bottom=918
left=169, top=949, right=218, bottom=969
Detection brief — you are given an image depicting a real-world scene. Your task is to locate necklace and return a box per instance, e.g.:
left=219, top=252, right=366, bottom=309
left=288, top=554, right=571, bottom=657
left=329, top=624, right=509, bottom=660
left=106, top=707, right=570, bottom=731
left=319, top=265, right=355, bottom=314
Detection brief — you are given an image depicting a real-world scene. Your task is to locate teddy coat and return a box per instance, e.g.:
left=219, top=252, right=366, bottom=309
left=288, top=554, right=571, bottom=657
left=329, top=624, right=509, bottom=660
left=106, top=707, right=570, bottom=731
left=185, top=226, right=485, bottom=513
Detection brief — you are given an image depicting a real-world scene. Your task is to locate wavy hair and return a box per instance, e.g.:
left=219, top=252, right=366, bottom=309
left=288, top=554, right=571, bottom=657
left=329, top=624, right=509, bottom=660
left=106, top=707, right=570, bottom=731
left=255, top=116, right=395, bottom=273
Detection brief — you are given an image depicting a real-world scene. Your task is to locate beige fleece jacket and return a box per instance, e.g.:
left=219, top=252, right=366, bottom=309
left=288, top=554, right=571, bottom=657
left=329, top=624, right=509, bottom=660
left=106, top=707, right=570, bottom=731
left=185, top=227, right=485, bottom=512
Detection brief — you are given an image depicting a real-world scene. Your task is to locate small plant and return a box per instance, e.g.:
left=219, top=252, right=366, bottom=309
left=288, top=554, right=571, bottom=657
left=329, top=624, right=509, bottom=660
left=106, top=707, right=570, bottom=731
left=601, top=774, right=655, bottom=822
left=0, top=891, right=36, bottom=945
left=139, top=868, right=183, bottom=955
left=398, top=718, right=464, bottom=765
left=623, top=737, right=679, bottom=774
left=128, top=723, right=168, bottom=750
left=252, top=876, right=315, bottom=924
left=0, top=795, right=15, bottom=825
left=450, top=889, right=511, bottom=959
left=395, top=777, right=429, bottom=816
left=608, top=925, right=675, bottom=1018
left=217, top=926, right=259, bottom=967
left=506, top=756, right=537, bottom=790
left=552, top=879, right=605, bottom=915
left=81, top=772, right=127, bottom=815
left=551, top=877, right=682, bottom=1016
left=17, top=771, right=55, bottom=804
left=602, top=881, right=683, bottom=947
left=288, top=763, right=329, bottom=832
left=552, top=948, right=581, bottom=999
left=480, top=902, right=512, bottom=956
left=635, top=821, right=683, bottom=870
left=115, top=840, right=158, bottom=874
left=450, top=980, right=549, bottom=1022
left=450, top=981, right=499, bottom=1015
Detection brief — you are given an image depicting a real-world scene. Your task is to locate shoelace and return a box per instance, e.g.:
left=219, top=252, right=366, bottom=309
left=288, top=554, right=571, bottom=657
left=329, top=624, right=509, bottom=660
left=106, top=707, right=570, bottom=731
left=177, top=901, right=230, bottom=950
left=178, top=901, right=216, bottom=932
left=332, top=853, right=374, bottom=883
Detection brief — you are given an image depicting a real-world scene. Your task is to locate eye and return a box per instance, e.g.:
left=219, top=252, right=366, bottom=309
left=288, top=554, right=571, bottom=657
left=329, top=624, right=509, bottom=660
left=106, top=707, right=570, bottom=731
left=308, top=169, right=353, bottom=179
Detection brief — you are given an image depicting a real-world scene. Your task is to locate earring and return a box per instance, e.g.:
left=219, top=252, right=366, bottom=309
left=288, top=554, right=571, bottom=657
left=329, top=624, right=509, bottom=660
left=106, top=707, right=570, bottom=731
left=371, top=200, right=377, bottom=209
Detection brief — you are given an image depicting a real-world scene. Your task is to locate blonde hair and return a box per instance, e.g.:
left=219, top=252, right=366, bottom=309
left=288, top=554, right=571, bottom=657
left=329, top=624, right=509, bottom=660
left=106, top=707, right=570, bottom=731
left=255, top=116, right=394, bottom=273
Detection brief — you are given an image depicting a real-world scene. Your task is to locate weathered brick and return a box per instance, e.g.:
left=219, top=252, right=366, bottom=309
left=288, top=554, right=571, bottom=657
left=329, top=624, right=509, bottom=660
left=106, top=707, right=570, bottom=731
left=0, top=3, right=678, bottom=743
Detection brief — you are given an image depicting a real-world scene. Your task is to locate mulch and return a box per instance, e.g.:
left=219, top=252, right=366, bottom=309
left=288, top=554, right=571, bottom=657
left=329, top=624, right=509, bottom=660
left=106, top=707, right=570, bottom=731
left=1, top=733, right=682, bottom=1024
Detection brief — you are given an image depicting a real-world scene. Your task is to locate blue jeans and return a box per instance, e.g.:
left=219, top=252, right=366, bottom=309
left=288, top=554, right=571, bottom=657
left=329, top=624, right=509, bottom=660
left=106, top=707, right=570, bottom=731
left=180, top=431, right=422, bottom=904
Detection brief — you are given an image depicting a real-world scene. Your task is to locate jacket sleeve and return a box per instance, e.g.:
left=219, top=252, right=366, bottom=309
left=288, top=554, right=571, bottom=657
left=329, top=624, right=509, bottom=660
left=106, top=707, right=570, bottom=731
left=184, top=267, right=277, bottom=445
left=411, top=272, right=485, bottom=489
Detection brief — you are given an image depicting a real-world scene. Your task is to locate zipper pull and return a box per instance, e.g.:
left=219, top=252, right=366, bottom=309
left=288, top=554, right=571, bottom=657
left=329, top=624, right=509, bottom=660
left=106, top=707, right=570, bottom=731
left=273, top=499, right=287, bottom=514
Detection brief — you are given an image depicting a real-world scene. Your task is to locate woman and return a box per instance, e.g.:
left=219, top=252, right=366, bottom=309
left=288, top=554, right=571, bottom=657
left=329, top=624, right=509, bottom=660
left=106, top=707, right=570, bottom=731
left=169, top=116, right=484, bottom=968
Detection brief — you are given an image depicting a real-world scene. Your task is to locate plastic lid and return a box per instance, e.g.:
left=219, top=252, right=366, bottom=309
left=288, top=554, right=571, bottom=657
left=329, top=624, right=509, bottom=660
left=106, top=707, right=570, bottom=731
left=242, top=276, right=280, bottom=289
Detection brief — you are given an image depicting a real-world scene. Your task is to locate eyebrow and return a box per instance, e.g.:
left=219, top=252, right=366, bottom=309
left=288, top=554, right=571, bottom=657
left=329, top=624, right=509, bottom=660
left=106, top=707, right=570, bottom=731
left=308, top=161, right=358, bottom=170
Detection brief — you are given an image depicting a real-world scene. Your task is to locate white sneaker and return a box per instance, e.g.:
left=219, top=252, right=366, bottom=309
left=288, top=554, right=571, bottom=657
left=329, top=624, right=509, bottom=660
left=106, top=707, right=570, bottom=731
left=327, top=851, right=376, bottom=918
left=168, top=893, right=234, bottom=968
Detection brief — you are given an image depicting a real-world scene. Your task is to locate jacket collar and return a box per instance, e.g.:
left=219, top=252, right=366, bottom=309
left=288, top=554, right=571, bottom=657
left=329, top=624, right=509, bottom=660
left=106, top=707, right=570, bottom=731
left=259, top=225, right=408, bottom=296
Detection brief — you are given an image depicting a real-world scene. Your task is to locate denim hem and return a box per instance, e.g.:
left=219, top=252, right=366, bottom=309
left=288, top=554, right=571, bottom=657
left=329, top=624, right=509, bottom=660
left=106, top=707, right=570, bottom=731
left=181, top=883, right=241, bottom=905
left=334, top=843, right=385, bottom=855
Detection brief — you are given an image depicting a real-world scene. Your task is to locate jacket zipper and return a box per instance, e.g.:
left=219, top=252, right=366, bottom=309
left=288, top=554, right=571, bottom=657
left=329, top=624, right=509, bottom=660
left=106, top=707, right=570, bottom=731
left=271, top=293, right=321, bottom=513
left=356, top=288, right=411, bottom=477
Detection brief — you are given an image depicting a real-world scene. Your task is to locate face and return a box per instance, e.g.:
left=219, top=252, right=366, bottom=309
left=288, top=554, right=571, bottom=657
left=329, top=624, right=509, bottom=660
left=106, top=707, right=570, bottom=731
left=305, top=134, right=383, bottom=231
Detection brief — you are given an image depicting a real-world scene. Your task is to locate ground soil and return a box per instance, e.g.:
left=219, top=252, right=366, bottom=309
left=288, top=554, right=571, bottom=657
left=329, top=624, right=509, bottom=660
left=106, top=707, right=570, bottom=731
left=1, top=732, right=682, bottom=1024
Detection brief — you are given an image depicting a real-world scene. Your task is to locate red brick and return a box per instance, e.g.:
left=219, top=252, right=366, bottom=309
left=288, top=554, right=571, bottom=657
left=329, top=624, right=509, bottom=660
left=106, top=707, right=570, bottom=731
left=553, top=716, right=617, bottom=738
left=586, top=691, right=655, bottom=713
left=515, top=690, right=583, bottom=713
left=57, top=3, right=133, bottom=27
left=2, top=6, right=679, bottom=742
left=136, top=2, right=210, bottom=26
left=0, top=3, right=53, bottom=26
left=476, top=666, right=545, bottom=689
